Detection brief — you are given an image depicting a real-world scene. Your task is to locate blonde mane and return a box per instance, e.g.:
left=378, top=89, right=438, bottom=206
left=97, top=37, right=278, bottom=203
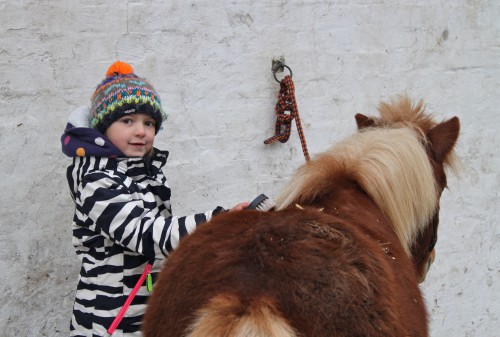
left=275, top=98, right=442, bottom=255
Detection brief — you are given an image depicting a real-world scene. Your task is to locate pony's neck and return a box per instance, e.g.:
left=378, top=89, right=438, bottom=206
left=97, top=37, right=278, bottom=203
left=276, top=127, right=438, bottom=256
left=306, top=180, right=410, bottom=261
left=308, top=180, right=385, bottom=229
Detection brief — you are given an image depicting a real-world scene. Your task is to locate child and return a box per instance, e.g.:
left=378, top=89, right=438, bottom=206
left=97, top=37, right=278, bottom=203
left=61, top=61, right=248, bottom=336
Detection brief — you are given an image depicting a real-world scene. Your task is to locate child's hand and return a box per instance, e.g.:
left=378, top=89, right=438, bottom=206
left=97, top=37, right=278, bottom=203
left=228, top=202, right=250, bottom=212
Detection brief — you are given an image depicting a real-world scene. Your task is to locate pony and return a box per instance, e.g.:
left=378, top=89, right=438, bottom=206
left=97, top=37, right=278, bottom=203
left=143, top=96, right=460, bottom=337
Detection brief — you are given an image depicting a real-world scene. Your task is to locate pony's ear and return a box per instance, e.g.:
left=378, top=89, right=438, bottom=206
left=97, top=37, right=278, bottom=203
left=355, top=113, right=376, bottom=130
left=427, top=117, right=460, bottom=162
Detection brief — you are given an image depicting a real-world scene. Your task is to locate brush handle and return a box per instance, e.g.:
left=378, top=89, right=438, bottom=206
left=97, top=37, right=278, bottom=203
left=246, top=194, right=269, bottom=210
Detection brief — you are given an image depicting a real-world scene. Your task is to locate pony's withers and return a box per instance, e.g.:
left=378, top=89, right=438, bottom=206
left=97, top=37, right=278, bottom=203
left=143, top=96, right=460, bottom=337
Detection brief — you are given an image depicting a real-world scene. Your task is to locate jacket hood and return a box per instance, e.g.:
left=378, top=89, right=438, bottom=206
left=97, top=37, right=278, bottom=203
left=61, top=106, right=124, bottom=158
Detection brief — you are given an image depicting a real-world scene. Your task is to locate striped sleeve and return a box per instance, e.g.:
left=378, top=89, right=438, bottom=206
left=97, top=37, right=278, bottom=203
left=77, top=171, right=220, bottom=260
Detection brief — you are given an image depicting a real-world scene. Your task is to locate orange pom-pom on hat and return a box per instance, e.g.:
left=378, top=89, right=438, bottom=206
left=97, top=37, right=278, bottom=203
left=106, top=61, right=134, bottom=77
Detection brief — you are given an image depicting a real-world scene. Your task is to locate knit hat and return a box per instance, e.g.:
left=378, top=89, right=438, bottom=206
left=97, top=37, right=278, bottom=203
left=90, top=61, right=167, bottom=134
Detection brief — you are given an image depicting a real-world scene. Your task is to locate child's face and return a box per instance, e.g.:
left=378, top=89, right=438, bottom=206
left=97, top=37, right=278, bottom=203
left=105, top=114, right=156, bottom=157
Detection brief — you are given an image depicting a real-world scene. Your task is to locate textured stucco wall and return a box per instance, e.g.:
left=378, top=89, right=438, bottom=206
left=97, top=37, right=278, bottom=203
left=0, top=1, right=498, bottom=336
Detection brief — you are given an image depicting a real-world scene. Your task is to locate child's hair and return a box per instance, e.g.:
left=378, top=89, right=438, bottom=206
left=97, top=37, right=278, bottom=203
left=90, top=61, right=168, bottom=134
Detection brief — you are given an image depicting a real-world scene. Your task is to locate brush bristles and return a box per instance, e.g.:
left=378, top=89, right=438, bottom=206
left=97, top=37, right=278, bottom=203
left=247, top=194, right=275, bottom=212
left=255, top=198, right=275, bottom=212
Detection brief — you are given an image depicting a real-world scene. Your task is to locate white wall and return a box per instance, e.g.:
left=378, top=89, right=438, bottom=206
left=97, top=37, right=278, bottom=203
left=0, top=1, right=498, bottom=336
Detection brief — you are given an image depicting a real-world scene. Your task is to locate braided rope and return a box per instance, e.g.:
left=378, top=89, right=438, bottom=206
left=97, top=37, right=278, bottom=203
left=264, top=75, right=310, bottom=161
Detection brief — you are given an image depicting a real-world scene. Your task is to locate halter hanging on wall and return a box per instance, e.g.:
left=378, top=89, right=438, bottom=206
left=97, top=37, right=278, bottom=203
left=264, top=60, right=310, bottom=161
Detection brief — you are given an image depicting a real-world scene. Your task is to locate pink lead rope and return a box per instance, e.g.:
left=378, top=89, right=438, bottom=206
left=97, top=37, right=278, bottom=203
left=106, top=263, right=153, bottom=336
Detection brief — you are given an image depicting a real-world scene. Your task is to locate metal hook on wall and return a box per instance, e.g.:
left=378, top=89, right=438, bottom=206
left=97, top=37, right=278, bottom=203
left=272, top=57, right=293, bottom=83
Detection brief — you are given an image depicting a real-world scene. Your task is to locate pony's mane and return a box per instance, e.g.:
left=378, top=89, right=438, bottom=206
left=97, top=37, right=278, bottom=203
left=377, top=97, right=435, bottom=133
left=378, top=97, right=459, bottom=172
left=275, top=97, right=444, bottom=255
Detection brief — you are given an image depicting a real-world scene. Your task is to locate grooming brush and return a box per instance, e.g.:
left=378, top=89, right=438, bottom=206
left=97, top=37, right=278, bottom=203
left=246, top=194, right=275, bottom=211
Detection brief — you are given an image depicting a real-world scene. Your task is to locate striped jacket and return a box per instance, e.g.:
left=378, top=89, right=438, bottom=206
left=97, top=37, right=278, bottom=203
left=67, top=151, right=223, bottom=336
